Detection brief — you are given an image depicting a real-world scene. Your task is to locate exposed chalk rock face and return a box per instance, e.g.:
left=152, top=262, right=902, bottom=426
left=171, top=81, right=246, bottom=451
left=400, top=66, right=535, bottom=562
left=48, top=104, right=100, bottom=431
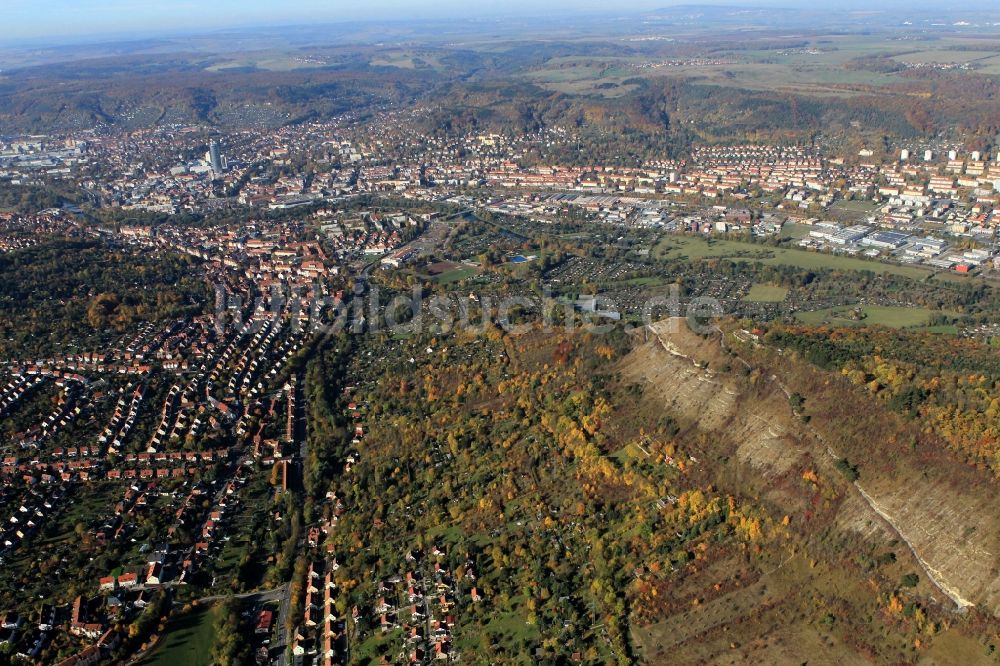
left=855, top=476, right=998, bottom=612
left=621, top=318, right=1000, bottom=617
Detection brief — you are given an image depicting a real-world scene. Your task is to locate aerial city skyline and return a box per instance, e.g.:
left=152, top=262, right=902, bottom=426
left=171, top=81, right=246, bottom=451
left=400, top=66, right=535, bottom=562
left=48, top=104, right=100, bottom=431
left=1, top=2, right=1000, bottom=665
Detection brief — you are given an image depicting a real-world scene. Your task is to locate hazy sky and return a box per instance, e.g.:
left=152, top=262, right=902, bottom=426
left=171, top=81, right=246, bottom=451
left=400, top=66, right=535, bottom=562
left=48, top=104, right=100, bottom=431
left=4, top=0, right=992, bottom=44
left=6, top=0, right=669, bottom=42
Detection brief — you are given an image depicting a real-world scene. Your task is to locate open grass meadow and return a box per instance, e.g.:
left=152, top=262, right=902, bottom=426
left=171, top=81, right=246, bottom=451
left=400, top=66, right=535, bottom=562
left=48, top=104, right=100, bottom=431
left=794, top=305, right=958, bottom=329
left=137, top=604, right=219, bottom=666
left=743, top=284, right=790, bottom=303
left=654, top=234, right=933, bottom=280
left=779, top=222, right=814, bottom=240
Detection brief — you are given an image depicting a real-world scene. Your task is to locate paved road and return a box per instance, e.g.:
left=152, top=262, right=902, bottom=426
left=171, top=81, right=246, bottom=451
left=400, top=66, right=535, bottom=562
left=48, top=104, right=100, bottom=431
left=273, top=571, right=295, bottom=666
left=195, top=584, right=287, bottom=605
left=273, top=375, right=307, bottom=666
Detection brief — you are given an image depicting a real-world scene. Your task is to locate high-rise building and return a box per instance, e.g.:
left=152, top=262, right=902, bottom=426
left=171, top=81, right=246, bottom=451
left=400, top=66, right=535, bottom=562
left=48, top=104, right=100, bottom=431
left=208, top=140, right=224, bottom=175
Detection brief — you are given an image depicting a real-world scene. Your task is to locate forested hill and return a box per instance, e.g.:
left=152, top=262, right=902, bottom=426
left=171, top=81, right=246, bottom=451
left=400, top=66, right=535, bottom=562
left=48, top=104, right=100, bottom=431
left=4, top=29, right=1000, bottom=150
left=0, top=239, right=207, bottom=358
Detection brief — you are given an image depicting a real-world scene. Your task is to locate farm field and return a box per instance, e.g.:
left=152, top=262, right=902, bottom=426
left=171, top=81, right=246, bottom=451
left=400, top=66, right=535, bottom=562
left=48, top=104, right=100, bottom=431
left=524, top=60, right=640, bottom=96
left=661, top=62, right=902, bottom=96
left=793, top=304, right=956, bottom=328
left=369, top=50, right=446, bottom=70
left=204, top=52, right=335, bottom=72
left=891, top=49, right=1000, bottom=75
left=522, top=38, right=907, bottom=97
left=521, top=34, right=1000, bottom=98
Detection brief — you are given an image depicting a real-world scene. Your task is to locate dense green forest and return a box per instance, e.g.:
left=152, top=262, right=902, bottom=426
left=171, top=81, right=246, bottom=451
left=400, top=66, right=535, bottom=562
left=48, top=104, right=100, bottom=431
left=0, top=183, right=82, bottom=212
left=764, top=324, right=1000, bottom=474
left=0, top=239, right=207, bottom=357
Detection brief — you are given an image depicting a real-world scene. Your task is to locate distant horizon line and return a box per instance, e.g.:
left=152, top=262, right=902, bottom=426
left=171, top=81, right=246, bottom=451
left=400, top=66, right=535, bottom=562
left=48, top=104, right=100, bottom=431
left=3, top=1, right=1000, bottom=51
left=7, top=5, right=676, bottom=50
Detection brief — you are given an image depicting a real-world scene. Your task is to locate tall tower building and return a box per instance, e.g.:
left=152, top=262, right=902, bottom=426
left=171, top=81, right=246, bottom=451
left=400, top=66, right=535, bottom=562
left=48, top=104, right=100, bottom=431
left=209, top=140, right=224, bottom=176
